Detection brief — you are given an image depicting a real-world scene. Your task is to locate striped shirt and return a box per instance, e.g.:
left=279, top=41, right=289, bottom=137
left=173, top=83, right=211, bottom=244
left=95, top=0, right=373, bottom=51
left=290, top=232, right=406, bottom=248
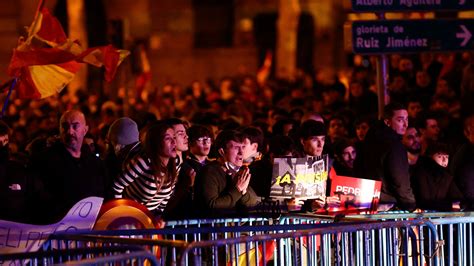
left=113, top=153, right=177, bottom=213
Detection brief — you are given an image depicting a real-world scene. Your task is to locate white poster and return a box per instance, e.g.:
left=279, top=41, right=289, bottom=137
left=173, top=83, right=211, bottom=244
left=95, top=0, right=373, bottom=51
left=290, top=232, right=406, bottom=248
left=0, top=197, right=103, bottom=255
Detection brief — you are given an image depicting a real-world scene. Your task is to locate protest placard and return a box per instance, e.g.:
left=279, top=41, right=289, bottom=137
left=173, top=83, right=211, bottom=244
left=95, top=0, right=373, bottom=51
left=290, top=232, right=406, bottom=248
left=328, top=174, right=382, bottom=214
left=270, top=155, right=329, bottom=200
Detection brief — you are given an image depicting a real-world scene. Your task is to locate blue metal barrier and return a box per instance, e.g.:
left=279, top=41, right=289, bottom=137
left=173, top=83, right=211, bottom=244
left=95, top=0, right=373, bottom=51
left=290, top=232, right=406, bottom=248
left=0, top=245, right=153, bottom=265
left=428, top=216, right=474, bottom=266
left=177, top=219, right=439, bottom=266
left=35, top=213, right=474, bottom=265
left=55, top=251, right=159, bottom=265
left=46, top=223, right=353, bottom=265
left=165, top=216, right=274, bottom=263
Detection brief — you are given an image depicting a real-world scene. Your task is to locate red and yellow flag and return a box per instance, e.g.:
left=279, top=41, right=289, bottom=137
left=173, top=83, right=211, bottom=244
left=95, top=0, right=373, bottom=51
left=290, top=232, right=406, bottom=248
left=256, top=50, right=273, bottom=87
left=7, top=4, right=129, bottom=99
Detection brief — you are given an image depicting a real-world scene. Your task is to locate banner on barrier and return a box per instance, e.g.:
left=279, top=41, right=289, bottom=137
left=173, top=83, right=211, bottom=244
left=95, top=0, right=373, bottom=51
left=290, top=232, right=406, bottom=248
left=0, top=197, right=103, bottom=255
left=328, top=174, right=381, bottom=213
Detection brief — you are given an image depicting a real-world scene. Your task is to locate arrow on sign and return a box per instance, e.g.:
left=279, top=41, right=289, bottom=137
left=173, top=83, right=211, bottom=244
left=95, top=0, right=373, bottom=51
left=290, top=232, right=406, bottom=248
left=456, top=25, right=472, bottom=47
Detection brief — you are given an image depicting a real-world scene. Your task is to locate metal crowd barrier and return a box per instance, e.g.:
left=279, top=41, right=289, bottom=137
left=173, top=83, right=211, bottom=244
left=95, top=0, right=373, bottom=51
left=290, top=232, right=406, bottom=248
left=24, top=213, right=474, bottom=265
left=0, top=245, right=158, bottom=265
left=42, top=216, right=277, bottom=265
left=46, top=222, right=331, bottom=265
left=343, top=211, right=474, bottom=266
left=428, top=216, right=474, bottom=266
left=176, top=219, right=439, bottom=266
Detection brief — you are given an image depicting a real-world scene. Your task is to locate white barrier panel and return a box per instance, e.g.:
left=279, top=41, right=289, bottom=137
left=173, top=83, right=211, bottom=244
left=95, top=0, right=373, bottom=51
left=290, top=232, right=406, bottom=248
left=0, top=197, right=103, bottom=254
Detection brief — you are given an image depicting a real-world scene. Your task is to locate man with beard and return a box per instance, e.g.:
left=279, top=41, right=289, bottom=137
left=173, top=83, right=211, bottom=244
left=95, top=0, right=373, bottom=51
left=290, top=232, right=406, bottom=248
left=417, top=112, right=441, bottom=155
left=332, top=138, right=356, bottom=177
left=402, top=125, right=422, bottom=171
left=30, top=110, right=107, bottom=223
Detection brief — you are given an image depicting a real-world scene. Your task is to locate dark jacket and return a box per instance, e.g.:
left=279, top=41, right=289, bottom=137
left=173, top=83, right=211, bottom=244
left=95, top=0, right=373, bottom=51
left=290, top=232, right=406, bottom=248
left=30, top=142, right=107, bottom=223
left=0, top=158, right=36, bottom=222
left=195, top=161, right=258, bottom=217
left=163, top=155, right=213, bottom=219
left=163, top=160, right=195, bottom=220
left=249, top=157, right=272, bottom=198
left=451, top=143, right=474, bottom=206
left=412, top=156, right=463, bottom=211
left=354, top=121, right=416, bottom=211
left=105, top=141, right=141, bottom=199
left=332, top=160, right=355, bottom=177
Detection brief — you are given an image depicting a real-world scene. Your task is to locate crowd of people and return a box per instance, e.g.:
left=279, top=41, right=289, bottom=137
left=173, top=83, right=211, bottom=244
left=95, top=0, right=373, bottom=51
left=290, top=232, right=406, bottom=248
left=1, top=51, right=474, bottom=224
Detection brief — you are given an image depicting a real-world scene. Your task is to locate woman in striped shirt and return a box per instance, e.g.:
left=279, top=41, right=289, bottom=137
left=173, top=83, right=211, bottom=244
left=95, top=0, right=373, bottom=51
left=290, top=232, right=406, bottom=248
left=113, top=122, right=178, bottom=214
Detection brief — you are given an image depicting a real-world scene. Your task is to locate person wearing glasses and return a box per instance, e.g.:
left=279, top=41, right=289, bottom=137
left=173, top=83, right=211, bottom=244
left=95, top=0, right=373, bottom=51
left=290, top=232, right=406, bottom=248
left=164, top=124, right=212, bottom=219
left=186, top=125, right=214, bottom=172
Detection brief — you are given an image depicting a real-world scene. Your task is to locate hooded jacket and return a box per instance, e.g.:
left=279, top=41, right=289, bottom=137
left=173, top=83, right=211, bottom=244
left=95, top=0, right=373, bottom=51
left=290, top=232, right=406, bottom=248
left=413, top=156, right=463, bottom=211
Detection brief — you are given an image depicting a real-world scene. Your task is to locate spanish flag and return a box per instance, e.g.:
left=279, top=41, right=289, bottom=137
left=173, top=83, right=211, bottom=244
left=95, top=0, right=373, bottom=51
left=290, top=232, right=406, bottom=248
left=7, top=4, right=129, bottom=99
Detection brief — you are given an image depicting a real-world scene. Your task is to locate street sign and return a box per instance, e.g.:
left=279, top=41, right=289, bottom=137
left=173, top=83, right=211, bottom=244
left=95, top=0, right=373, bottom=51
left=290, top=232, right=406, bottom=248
left=352, top=19, right=474, bottom=54
left=352, top=0, right=474, bottom=12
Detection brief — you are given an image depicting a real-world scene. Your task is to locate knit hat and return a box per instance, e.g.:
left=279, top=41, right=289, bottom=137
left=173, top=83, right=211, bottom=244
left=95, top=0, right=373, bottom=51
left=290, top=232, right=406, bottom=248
left=108, top=117, right=139, bottom=146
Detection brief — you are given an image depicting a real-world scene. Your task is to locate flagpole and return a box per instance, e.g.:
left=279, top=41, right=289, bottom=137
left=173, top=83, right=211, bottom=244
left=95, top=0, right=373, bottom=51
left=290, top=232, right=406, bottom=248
left=1, top=78, right=17, bottom=118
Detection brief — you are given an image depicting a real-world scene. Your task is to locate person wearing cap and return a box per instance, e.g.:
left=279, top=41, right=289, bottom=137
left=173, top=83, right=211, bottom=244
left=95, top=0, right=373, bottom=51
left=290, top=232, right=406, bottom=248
left=108, top=117, right=140, bottom=158
left=104, top=117, right=142, bottom=199
left=106, top=117, right=141, bottom=174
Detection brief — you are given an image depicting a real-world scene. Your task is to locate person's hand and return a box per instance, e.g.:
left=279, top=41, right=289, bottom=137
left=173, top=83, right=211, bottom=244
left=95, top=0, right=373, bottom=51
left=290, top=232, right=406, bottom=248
left=155, top=218, right=166, bottom=229
left=452, top=201, right=461, bottom=211
left=287, top=198, right=304, bottom=211
left=311, top=197, right=326, bottom=210
left=185, top=168, right=196, bottom=187
left=376, top=203, right=395, bottom=212
left=235, top=166, right=251, bottom=194
left=325, top=196, right=341, bottom=208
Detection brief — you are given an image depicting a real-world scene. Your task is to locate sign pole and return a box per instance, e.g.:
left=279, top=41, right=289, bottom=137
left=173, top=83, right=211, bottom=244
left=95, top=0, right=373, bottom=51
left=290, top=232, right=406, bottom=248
left=376, top=13, right=389, bottom=119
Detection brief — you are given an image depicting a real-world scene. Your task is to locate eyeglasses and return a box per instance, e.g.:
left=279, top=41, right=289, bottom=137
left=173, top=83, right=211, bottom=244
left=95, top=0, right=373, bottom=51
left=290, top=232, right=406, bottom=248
left=196, top=137, right=212, bottom=144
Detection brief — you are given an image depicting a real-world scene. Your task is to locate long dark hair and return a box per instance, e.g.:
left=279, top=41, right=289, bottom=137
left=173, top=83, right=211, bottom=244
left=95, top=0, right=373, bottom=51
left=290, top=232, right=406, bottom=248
left=144, top=122, right=177, bottom=189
